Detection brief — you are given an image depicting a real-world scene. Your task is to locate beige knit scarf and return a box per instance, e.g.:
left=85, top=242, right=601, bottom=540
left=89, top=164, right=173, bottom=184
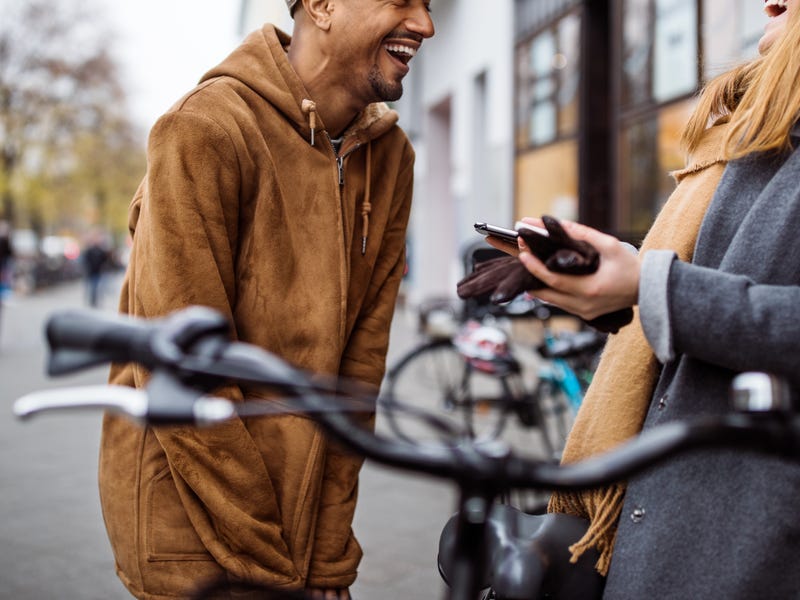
left=547, top=120, right=731, bottom=575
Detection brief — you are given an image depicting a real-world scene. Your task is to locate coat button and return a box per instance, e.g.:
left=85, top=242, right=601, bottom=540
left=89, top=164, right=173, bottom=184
left=657, top=395, right=668, bottom=410
left=631, top=507, right=646, bottom=523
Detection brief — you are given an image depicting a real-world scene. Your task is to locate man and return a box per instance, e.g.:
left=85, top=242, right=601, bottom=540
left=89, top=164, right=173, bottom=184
left=81, top=229, right=111, bottom=307
left=98, top=1, right=434, bottom=598
left=0, top=220, right=12, bottom=299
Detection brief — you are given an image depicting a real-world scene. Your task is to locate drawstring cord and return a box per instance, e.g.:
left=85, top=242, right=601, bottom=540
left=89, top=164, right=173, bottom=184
left=361, top=142, right=372, bottom=255
left=302, top=98, right=372, bottom=256
left=301, top=99, right=317, bottom=146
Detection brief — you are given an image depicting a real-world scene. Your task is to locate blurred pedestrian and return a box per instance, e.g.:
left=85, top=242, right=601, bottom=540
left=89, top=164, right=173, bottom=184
left=81, top=230, right=110, bottom=307
left=0, top=220, right=13, bottom=301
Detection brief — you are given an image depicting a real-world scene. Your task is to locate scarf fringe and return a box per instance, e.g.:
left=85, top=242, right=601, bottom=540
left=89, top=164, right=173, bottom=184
left=548, top=484, right=625, bottom=576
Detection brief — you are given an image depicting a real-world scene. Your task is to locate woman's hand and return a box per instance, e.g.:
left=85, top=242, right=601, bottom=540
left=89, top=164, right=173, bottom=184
left=516, top=218, right=640, bottom=320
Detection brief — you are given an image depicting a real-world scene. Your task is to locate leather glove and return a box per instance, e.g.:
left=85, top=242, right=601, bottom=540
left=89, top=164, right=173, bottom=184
left=456, top=216, right=633, bottom=334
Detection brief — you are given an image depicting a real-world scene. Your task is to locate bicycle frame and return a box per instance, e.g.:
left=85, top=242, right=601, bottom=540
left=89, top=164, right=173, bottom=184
left=538, top=358, right=583, bottom=412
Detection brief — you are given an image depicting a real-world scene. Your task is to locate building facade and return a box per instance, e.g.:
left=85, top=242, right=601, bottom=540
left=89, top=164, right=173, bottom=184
left=400, top=0, right=765, bottom=306
left=515, top=0, right=763, bottom=243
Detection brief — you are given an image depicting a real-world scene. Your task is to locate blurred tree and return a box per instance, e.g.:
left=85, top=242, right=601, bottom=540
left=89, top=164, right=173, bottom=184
left=0, top=0, right=144, bottom=238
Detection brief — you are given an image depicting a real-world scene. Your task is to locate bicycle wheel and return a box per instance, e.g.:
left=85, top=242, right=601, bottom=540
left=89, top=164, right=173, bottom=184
left=381, top=340, right=507, bottom=442
left=531, top=378, right=575, bottom=462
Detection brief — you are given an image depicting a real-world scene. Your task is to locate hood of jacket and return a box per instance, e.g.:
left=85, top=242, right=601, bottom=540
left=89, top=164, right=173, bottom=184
left=200, top=24, right=399, bottom=152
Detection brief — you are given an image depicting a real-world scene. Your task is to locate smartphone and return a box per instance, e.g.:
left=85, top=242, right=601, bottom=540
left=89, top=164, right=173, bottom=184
left=474, top=221, right=548, bottom=243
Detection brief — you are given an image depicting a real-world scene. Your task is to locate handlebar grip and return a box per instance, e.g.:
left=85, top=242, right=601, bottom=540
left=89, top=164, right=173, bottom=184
left=46, top=309, right=158, bottom=376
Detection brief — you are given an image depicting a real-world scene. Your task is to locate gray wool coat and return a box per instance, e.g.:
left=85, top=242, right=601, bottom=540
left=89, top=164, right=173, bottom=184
left=603, top=133, right=800, bottom=599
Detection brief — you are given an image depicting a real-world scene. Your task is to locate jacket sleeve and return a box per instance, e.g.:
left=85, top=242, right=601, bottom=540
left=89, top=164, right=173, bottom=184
left=639, top=250, right=800, bottom=385
left=305, top=144, right=415, bottom=588
left=638, top=137, right=800, bottom=384
left=128, top=110, right=301, bottom=587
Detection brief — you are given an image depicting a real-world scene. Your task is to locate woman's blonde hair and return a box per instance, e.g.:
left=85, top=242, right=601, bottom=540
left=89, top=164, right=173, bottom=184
left=683, top=8, right=800, bottom=159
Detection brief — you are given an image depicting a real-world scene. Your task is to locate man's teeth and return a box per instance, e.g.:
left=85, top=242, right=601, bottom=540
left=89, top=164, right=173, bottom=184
left=385, top=44, right=417, bottom=59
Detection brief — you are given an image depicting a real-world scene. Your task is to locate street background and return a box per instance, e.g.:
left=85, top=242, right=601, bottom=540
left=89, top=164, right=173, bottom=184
left=0, top=1, right=774, bottom=597
left=0, top=276, right=460, bottom=599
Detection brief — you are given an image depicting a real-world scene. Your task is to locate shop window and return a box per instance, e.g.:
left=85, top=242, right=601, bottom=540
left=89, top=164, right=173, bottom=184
left=653, top=0, right=698, bottom=102
left=702, top=0, right=763, bottom=78
left=616, top=0, right=763, bottom=240
left=618, top=99, right=695, bottom=237
left=515, top=9, right=582, bottom=151
left=621, top=0, right=652, bottom=108
left=557, top=13, right=581, bottom=135
left=621, top=0, right=699, bottom=110
left=516, top=139, right=579, bottom=221
left=619, top=116, right=659, bottom=236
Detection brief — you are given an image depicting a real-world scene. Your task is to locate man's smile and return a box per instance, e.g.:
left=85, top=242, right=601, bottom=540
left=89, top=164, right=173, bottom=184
left=384, top=43, right=417, bottom=66
left=382, top=31, right=423, bottom=72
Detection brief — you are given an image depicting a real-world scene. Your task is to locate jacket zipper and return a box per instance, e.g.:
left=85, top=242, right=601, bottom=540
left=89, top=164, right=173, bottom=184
left=324, top=132, right=359, bottom=348
left=325, top=132, right=362, bottom=187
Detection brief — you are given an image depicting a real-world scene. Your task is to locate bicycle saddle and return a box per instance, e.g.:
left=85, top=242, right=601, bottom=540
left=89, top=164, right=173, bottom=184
left=437, top=503, right=605, bottom=600
left=540, top=330, right=606, bottom=360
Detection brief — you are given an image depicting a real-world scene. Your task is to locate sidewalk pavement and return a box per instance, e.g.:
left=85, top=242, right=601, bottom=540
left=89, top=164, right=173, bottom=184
left=351, top=302, right=457, bottom=599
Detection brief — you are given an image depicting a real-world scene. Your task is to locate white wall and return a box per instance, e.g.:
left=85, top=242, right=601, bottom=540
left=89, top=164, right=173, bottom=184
left=239, top=0, right=293, bottom=35
left=396, top=0, right=515, bottom=305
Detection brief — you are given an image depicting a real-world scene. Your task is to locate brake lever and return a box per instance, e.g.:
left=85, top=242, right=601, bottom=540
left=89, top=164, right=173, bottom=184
left=14, top=385, right=149, bottom=421
left=14, top=375, right=236, bottom=427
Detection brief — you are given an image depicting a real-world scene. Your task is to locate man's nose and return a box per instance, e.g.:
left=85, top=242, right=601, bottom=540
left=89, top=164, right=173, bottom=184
left=406, top=4, right=435, bottom=39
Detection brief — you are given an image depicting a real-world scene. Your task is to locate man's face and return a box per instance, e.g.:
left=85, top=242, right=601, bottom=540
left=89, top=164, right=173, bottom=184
left=332, top=0, right=434, bottom=104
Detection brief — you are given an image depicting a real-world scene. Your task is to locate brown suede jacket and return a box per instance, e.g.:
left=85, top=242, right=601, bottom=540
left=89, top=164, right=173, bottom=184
left=99, top=25, right=415, bottom=599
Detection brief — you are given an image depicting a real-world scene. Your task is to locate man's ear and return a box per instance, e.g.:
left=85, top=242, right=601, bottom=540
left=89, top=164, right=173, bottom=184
left=301, top=0, right=335, bottom=31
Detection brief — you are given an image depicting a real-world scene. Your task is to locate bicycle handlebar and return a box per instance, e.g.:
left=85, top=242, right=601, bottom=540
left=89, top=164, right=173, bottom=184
left=15, top=307, right=800, bottom=493
left=45, top=306, right=230, bottom=375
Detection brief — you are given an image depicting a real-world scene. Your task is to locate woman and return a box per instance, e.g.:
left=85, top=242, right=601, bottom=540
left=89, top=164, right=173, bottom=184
left=492, top=1, right=800, bottom=597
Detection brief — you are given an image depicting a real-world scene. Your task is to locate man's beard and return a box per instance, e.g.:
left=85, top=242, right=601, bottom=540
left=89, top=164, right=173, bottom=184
left=368, top=64, right=404, bottom=102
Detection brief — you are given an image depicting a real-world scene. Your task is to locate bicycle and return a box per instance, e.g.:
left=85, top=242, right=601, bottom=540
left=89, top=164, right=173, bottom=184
left=13, top=306, right=800, bottom=600
left=382, top=294, right=606, bottom=463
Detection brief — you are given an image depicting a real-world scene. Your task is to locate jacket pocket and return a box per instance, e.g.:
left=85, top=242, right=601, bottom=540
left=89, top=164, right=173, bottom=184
left=145, top=465, right=214, bottom=562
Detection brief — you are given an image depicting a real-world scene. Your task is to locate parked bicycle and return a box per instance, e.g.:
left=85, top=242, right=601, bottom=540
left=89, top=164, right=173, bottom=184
left=382, top=293, right=606, bottom=462
left=13, top=306, right=800, bottom=600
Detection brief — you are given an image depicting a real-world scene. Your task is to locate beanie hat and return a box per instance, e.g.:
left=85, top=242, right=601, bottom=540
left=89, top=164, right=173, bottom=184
left=287, top=0, right=299, bottom=16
